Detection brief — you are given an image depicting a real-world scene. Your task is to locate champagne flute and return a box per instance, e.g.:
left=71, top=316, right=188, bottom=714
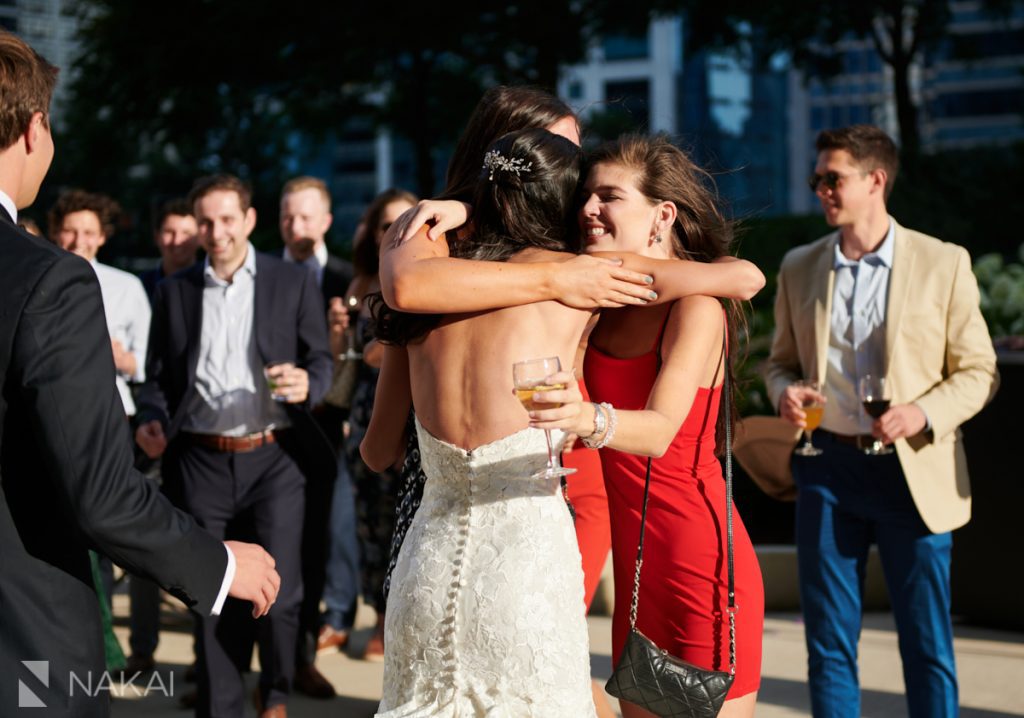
left=793, top=379, right=824, bottom=456
left=513, top=356, right=576, bottom=480
left=340, top=295, right=362, bottom=361
left=858, top=374, right=894, bottom=455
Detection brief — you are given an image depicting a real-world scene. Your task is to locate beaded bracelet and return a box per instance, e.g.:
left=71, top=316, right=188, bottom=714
left=601, top=402, right=618, bottom=448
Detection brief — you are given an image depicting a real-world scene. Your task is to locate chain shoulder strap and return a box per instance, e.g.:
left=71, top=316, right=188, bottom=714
left=628, top=312, right=736, bottom=675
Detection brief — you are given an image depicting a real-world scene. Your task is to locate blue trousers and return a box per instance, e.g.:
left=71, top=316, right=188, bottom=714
left=793, top=432, right=957, bottom=718
left=321, top=455, right=360, bottom=631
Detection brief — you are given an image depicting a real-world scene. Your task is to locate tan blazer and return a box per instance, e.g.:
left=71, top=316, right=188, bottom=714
left=764, top=220, right=999, bottom=533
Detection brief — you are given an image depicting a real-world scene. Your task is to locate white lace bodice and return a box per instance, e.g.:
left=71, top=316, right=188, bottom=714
left=376, top=421, right=596, bottom=718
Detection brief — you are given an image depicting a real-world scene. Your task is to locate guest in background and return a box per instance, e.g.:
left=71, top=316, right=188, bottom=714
left=139, top=197, right=200, bottom=301
left=764, top=124, right=999, bottom=717
left=0, top=29, right=279, bottom=717
left=345, top=187, right=417, bottom=661
left=49, top=189, right=150, bottom=421
left=135, top=174, right=334, bottom=718
left=279, top=175, right=357, bottom=697
left=126, top=197, right=199, bottom=676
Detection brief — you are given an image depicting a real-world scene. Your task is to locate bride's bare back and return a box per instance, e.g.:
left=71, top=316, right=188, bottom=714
left=409, top=248, right=591, bottom=450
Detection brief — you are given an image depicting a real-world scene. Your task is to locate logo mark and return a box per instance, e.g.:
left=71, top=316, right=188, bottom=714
left=19, top=660, right=49, bottom=708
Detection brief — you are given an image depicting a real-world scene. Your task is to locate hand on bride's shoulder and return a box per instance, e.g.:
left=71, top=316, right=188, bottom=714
left=391, top=200, right=472, bottom=247
left=552, top=254, right=657, bottom=310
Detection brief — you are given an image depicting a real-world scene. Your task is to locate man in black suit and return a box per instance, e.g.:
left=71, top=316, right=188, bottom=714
left=135, top=174, right=334, bottom=718
left=0, top=30, right=280, bottom=718
left=278, top=176, right=359, bottom=698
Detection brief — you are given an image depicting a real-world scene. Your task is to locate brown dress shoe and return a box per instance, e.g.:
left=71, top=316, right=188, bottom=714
left=362, top=615, right=385, bottom=662
left=316, top=624, right=349, bottom=654
left=293, top=663, right=336, bottom=699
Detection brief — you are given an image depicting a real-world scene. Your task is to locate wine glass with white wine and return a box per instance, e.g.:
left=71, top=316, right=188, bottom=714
left=513, top=356, right=577, bottom=480
left=793, top=379, right=824, bottom=456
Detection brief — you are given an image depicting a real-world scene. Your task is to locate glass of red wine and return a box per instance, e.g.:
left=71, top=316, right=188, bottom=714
left=858, top=374, right=894, bottom=455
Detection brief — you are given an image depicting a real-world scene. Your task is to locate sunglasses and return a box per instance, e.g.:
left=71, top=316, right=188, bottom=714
left=807, top=170, right=867, bottom=193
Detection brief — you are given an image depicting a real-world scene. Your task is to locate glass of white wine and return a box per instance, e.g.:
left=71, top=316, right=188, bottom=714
left=793, top=378, right=824, bottom=456
left=513, top=356, right=576, bottom=480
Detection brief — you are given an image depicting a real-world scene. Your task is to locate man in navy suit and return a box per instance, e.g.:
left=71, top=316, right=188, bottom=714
left=0, top=30, right=280, bottom=718
left=135, top=174, right=334, bottom=718
left=278, top=176, right=358, bottom=698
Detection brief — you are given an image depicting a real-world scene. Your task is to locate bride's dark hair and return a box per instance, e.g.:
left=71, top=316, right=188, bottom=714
left=452, top=128, right=581, bottom=261
left=372, top=128, right=581, bottom=345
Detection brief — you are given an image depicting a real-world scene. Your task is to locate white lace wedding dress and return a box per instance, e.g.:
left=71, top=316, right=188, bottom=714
left=376, top=419, right=597, bottom=718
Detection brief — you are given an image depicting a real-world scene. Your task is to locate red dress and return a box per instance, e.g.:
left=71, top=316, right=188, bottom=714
left=562, top=379, right=612, bottom=611
left=584, top=329, right=764, bottom=699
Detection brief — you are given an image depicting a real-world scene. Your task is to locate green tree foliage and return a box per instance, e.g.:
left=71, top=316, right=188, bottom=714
left=51, top=0, right=617, bottom=253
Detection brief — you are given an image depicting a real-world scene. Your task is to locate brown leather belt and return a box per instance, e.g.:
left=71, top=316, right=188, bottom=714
left=818, top=429, right=875, bottom=449
left=183, top=429, right=276, bottom=453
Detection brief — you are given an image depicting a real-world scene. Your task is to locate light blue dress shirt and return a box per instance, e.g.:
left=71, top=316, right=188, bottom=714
left=822, top=219, right=895, bottom=435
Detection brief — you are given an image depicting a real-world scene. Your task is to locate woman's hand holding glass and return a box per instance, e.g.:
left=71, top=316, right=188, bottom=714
left=513, top=361, right=580, bottom=480
left=524, top=371, right=592, bottom=435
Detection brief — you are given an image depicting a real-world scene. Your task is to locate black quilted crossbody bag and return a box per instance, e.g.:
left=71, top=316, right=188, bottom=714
left=606, top=324, right=736, bottom=718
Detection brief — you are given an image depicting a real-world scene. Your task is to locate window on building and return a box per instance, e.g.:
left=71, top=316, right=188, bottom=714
left=829, top=105, right=846, bottom=128
left=949, top=29, right=1024, bottom=60
left=811, top=106, right=826, bottom=130
left=0, top=16, right=16, bottom=32
left=603, top=32, right=649, bottom=61
left=931, top=88, right=1024, bottom=118
left=567, top=80, right=583, bottom=100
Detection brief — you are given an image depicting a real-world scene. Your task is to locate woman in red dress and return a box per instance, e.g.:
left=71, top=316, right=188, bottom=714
left=532, top=135, right=764, bottom=718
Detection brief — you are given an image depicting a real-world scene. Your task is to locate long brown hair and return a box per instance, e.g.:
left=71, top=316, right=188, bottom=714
left=373, top=87, right=577, bottom=345
left=353, top=187, right=418, bottom=278
left=440, top=85, right=576, bottom=203
left=586, top=134, right=742, bottom=452
left=373, top=129, right=581, bottom=346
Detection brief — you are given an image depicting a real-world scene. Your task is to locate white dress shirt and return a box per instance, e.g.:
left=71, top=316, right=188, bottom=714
left=90, top=261, right=151, bottom=417
left=183, top=243, right=288, bottom=436
left=0, top=189, right=17, bottom=223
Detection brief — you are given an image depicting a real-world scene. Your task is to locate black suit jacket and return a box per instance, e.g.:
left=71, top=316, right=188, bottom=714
left=138, top=251, right=336, bottom=482
left=315, top=253, right=354, bottom=441
left=321, top=253, right=353, bottom=308
left=0, top=211, right=227, bottom=717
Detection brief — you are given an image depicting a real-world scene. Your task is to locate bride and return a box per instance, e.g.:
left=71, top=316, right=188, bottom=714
left=373, top=127, right=598, bottom=717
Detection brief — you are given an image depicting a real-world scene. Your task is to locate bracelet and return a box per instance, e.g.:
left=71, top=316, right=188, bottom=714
left=591, top=401, right=606, bottom=438
left=582, top=402, right=617, bottom=449
left=580, top=403, right=606, bottom=449
left=602, top=402, right=618, bottom=448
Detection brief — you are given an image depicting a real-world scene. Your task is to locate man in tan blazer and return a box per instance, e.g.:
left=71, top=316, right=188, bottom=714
left=764, top=125, right=998, bottom=717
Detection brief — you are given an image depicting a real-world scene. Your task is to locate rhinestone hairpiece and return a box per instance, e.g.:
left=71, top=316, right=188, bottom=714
left=482, top=150, right=533, bottom=181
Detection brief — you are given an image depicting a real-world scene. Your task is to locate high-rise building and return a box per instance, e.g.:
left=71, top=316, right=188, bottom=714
left=3, top=0, right=81, bottom=125
left=800, top=2, right=1024, bottom=153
